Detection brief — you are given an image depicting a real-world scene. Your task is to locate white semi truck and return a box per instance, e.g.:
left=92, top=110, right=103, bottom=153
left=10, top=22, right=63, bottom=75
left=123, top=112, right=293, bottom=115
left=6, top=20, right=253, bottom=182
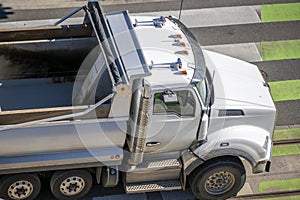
left=0, top=1, right=276, bottom=200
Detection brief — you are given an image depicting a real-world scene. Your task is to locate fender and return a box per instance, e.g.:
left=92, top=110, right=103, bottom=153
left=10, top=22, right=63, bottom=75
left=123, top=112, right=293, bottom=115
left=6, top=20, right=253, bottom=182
left=191, top=125, right=272, bottom=173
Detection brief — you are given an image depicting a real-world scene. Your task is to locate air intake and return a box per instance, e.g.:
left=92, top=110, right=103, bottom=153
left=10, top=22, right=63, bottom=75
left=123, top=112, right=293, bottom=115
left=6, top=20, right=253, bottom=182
left=218, top=109, right=245, bottom=117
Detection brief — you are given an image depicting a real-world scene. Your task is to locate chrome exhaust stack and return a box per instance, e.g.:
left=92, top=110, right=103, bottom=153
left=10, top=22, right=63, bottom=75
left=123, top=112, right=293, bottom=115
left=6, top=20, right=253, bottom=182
left=127, top=81, right=151, bottom=165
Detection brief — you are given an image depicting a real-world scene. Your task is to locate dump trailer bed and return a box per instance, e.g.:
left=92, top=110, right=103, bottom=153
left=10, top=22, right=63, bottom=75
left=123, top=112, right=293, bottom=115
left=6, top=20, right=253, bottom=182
left=0, top=1, right=149, bottom=176
left=0, top=112, right=127, bottom=175
left=0, top=49, right=113, bottom=125
left=0, top=44, right=124, bottom=175
left=0, top=78, right=73, bottom=111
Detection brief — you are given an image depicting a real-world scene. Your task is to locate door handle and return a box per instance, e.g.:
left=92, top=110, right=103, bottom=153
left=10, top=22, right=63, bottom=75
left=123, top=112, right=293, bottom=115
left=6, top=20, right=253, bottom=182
left=146, top=141, right=161, bottom=147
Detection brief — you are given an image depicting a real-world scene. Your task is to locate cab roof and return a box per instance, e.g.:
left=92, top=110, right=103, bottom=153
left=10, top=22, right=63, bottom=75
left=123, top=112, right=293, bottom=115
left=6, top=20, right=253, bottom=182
left=131, top=16, right=195, bottom=88
left=106, top=11, right=205, bottom=88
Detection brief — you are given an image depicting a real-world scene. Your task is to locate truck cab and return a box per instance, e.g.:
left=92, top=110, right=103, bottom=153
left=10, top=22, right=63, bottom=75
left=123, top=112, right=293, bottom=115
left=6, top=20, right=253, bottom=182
left=108, top=9, right=276, bottom=199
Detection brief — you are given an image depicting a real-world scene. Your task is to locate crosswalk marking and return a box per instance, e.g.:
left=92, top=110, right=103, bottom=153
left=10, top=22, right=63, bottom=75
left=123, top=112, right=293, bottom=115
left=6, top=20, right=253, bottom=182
left=261, top=2, right=300, bottom=22
left=204, top=43, right=262, bottom=62
left=269, top=80, right=300, bottom=102
left=261, top=40, right=300, bottom=61
left=134, top=6, right=261, bottom=27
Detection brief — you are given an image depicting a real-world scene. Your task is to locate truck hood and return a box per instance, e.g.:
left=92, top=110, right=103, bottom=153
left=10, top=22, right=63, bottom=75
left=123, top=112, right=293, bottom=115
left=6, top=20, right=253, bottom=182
left=203, top=50, right=275, bottom=109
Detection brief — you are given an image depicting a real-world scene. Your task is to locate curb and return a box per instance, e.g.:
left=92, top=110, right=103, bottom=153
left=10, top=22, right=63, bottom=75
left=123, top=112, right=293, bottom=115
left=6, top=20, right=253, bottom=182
left=275, top=125, right=300, bottom=130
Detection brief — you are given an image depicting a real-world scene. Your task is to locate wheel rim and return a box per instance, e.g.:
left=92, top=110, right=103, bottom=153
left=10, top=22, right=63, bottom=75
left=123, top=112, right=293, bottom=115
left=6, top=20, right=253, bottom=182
left=59, top=176, right=85, bottom=196
left=204, top=170, right=235, bottom=195
left=7, top=180, right=34, bottom=200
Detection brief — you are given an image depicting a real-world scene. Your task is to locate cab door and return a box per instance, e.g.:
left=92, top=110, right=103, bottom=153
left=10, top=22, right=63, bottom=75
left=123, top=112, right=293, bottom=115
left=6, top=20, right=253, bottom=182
left=145, top=88, right=202, bottom=153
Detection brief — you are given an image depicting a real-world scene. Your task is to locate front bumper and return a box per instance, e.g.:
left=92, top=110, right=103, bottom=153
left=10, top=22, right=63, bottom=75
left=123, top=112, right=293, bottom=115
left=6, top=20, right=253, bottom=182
left=253, top=138, right=273, bottom=173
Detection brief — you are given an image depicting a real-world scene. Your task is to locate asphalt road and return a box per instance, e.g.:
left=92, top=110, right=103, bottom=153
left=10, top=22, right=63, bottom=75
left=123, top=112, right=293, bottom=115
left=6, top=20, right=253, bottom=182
left=254, top=59, right=300, bottom=81
left=253, top=59, right=300, bottom=126
left=1, top=0, right=300, bottom=21
left=103, top=0, right=300, bottom=13
left=191, top=21, right=300, bottom=45
left=1, top=0, right=299, bottom=125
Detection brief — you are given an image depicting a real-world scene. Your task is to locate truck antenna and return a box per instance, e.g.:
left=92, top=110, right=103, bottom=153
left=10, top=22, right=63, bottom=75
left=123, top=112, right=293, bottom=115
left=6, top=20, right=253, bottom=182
left=179, top=0, right=184, bottom=20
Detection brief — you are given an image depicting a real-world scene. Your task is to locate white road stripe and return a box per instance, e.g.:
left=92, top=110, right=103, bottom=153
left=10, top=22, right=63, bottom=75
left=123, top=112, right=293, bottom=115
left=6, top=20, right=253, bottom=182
left=204, top=43, right=262, bottom=62
left=237, top=183, right=253, bottom=196
left=134, top=6, right=261, bottom=27
left=1, top=5, right=262, bottom=27
left=0, top=5, right=263, bottom=64
left=0, top=19, right=263, bottom=63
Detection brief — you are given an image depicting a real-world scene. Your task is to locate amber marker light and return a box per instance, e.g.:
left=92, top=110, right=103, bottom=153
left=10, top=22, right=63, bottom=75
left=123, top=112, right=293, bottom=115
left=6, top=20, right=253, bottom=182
left=182, top=50, right=189, bottom=55
left=176, top=34, right=182, bottom=39
left=180, top=42, right=186, bottom=47
left=181, top=70, right=187, bottom=75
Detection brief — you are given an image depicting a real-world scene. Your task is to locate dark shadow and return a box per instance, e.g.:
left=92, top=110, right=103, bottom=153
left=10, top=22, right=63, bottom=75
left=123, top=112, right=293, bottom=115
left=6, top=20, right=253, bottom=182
left=0, top=4, right=14, bottom=19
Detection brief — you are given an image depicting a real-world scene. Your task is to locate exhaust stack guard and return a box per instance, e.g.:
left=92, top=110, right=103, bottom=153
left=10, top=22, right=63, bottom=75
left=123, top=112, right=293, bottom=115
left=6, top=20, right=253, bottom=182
left=127, top=81, right=151, bottom=165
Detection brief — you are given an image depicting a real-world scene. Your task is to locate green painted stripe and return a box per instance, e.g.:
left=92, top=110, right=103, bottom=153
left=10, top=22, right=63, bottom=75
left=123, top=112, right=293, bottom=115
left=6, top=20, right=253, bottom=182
left=260, top=40, right=300, bottom=61
left=272, top=144, right=300, bottom=156
left=259, top=178, right=300, bottom=193
left=261, top=3, right=300, bottom=22
left=269, top=80, right=300, bottom=102
left=273, top=128, right=300, bottom=157
left=274, top=128, right=300, bottom=141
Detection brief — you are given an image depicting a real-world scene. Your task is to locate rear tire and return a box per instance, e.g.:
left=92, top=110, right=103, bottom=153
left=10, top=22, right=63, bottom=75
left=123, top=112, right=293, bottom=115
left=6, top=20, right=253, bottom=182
left=50, top=170, right=92, bottom=200
left=0, top=174, right=41, bottom=200
left=189, top=157, right=246, bottom=200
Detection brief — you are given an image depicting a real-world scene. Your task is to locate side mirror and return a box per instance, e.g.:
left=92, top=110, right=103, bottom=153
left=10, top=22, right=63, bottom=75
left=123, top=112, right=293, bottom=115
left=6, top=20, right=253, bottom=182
left=191, top=78, right=202, bottom=85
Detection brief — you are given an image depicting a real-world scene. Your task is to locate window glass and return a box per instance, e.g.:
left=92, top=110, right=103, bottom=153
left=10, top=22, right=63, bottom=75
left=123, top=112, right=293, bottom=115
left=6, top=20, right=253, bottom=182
left=195, top=80, right=207, bottom=103
left=153, top=90, right=195, bottom=116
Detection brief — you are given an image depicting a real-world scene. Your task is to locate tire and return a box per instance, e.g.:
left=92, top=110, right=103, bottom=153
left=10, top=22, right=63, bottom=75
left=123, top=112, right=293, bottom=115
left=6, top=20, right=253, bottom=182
left=189, top=157, right=246, bottom=200
left=50, top=170, right=92, bottom=200
left=0, top=174, right=41, bottom=200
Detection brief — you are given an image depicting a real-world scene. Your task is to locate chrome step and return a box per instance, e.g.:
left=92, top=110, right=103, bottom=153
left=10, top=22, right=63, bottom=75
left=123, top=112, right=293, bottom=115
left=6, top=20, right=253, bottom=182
left=125, top=180, right=182, bottom=194
left=125, top=168, right=181, bottom=183
left=130, top=158, right=181, bottom=172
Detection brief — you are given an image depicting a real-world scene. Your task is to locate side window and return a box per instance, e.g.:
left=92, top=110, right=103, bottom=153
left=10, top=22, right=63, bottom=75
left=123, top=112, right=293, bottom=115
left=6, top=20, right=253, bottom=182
left=153, top=90, right=195, bottom=116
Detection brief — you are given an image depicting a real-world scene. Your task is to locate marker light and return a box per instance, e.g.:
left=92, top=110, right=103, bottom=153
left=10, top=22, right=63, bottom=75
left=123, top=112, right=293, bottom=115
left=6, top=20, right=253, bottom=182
left=182, top=50, right=189, bottom=55
left=179, top=42, right=186, bottom=47
left=170, top=34, right=182, bottom=39
left=176, top=34, right=182, bottom=39
left=181, top=70, right=187, bottom=75
left=175, top=50, right=189, bottom=55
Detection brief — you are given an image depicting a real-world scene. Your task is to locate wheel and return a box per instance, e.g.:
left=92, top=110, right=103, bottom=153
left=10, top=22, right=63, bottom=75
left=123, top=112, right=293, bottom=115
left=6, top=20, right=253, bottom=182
left=0, top=174, right=41, bottom=200
left=50, top=170, right=92, bottom=200
left=189, top=157, right=246, bottom=200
